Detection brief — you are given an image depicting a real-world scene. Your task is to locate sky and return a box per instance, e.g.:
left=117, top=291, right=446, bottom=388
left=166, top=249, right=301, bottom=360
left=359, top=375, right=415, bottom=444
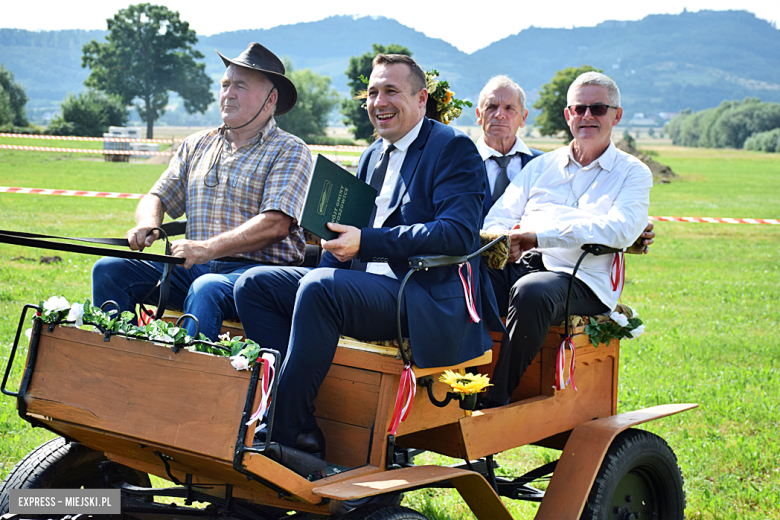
left=3, top=0, right=778, bottom=53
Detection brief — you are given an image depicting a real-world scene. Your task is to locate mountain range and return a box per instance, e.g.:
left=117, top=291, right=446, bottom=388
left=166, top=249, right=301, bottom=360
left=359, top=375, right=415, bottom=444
left=2, top=9, right=779, bottom=124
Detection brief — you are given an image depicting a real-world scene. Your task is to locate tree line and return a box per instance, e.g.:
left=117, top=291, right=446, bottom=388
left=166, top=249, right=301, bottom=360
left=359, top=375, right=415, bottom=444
left=665, top=98, right=780, bottom=152
left=10, top=2, right=779, bottom=154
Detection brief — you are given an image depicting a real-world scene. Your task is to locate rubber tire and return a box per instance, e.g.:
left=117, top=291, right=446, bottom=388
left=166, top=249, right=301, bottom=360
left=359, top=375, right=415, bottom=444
left=343, top=504, right=429, bottom=520
left=0, top=437, right=151, bottom=516
left=580, top=428, right=685, bottom=520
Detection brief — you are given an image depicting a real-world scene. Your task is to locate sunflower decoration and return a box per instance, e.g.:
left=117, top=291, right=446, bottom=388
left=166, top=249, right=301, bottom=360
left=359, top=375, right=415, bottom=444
left=439, top=370, right=491, bottom=398
left=425, top=69, right=472, bottom=125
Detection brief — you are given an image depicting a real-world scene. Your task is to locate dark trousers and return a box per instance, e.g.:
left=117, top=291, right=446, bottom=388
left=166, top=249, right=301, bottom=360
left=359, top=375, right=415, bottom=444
left=234, top=266, right=409, bottom=447
left=485, top=252, right=608, bottom=405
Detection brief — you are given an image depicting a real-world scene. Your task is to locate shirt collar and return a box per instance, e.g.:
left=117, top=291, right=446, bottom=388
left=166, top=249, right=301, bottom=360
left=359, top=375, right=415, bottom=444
left=383, top=116, right=425, bottom=153
left=566, top=140, right=617, bottom=171
left=476, top=135, right=532, bottom=161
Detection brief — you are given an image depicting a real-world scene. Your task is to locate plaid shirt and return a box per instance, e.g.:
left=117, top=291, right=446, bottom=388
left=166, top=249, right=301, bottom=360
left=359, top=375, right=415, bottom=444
left=150, top=119, right=312, bottom=265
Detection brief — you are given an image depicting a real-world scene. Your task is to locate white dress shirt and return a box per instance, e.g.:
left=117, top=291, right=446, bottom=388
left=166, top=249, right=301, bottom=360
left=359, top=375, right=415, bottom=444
left=483, top=141, right=652, bottom=310
left=366, top=117, right=425, bottom=277
left=476, top=135, right=534, bottom=194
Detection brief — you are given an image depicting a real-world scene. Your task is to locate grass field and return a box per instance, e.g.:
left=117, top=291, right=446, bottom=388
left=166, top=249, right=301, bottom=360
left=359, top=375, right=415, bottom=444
left=0, top=143, right=778, bottom=519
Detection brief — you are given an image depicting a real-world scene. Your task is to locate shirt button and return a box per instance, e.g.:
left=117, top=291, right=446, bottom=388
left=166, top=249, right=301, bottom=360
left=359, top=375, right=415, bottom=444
left=215, top=220, right=221, bottom=224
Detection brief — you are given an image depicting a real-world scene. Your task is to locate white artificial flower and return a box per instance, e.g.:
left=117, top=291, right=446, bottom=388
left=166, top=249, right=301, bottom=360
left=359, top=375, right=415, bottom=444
left=230, top=355, right=251, bottom=371
left=67, top=303, right=84, bottom=328
left=629, top=324, right=646, bottom=339
left=43, top=296, right=70, bottom=313
left=609, top=311, right=629, bottom=328
left=218, top=332, right=231, bottom=342
left=25, top=328, right=32, bottom=341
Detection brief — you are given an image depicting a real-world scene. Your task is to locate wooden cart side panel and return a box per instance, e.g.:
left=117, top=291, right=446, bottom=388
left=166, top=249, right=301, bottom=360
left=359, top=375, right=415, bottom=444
left=535, top=403, right=699, bottom=520
left=396, top=422, right=467, bottom=460
left=369, top=372, right=400, bottom=468
left=317, top=419, right=372, bottom=468
left=314, top=365, right=381, bottom=428
left=25, top=327, right=260, bottom=462
left=459, top=348, right=617, bottom=460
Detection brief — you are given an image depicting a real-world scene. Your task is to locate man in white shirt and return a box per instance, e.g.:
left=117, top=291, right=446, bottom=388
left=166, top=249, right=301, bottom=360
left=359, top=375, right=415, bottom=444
left=475, top=75, right=543, bottom=210
left=481, top=72, right=652, bottom=406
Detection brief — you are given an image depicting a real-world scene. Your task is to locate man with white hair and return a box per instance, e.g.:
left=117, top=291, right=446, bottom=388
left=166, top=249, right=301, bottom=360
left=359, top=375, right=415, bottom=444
left=481, top=72, right=652, bottom=407
left=476, top=75, right=543, bottom=210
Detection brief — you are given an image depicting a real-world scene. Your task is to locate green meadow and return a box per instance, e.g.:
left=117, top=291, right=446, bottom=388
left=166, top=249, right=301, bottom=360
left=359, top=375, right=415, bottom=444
left=0, top=142, right=778, bottom=519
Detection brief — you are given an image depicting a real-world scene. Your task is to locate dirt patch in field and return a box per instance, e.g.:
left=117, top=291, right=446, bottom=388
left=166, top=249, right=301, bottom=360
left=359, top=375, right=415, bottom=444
left=616, top=139, right=678, bottom=183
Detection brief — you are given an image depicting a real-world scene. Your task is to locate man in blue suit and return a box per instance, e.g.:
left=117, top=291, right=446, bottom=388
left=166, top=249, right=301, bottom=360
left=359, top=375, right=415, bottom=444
left=233, top=54, right=502, bottom=455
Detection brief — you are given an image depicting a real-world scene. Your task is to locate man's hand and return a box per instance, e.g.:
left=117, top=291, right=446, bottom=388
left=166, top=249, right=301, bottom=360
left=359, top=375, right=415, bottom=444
left=626, top=219, right=655, bottom=255
left=127, top=194, right=165, bottom=250
left=322, top=223, right=361, bottom=262
left=507, top=223, right=538, bottom=263
left=171, top=239, right=211, bottom=269
left=126, top=225, right=159, bottom=251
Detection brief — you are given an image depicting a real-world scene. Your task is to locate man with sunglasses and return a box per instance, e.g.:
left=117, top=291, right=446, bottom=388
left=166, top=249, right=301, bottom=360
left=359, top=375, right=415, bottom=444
left=91, top=43, right=312, bottom=343
left=480, top=72, right=653, bottom=407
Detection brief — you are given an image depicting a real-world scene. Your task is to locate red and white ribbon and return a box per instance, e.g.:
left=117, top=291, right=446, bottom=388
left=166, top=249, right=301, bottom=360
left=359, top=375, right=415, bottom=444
left=246, top=356, right=275, bottom=431
left=139, top=309, right=155, bottom=326
left=611, top=252, right=625, bottom=296
left=458, top=262, right=481, bottom=323
left=0, top=186, right=144, bottom=199
left=387, top=365, right=416, bottom=435
left=554, top=336, right=577, bottom=391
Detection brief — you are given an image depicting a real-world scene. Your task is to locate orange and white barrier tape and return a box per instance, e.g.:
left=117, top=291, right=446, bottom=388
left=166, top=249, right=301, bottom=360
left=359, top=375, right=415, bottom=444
left=650, top=216, right=779, bottom=225
left=0, top=186, right=143, bottom=199
left=1, top=132, right=365, bottom=153
left=0, top=132, right=181, bottom=144
left=307, top=144, right=367, bottom=153
left=0, top=144, right=173, bottom=156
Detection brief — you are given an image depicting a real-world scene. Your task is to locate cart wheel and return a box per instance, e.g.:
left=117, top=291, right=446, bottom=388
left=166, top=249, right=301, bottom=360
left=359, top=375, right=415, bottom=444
left=0, top=437, right=151, bottom=515
left=580, top=428, right=685, bottom=520
left=343, top=504, right=429, bottom=519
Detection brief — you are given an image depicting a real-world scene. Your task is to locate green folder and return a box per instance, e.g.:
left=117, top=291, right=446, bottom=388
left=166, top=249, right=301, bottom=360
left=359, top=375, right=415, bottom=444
left=299, top=154, right=378, bottom=240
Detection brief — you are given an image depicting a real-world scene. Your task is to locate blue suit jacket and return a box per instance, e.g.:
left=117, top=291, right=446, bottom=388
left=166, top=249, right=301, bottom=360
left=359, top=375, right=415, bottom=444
left=320, top=118, right=503, bottom=368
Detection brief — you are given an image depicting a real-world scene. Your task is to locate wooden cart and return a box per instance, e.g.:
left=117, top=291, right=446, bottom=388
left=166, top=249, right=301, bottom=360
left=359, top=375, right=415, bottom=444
left=0, top=298, right=696, bottom=520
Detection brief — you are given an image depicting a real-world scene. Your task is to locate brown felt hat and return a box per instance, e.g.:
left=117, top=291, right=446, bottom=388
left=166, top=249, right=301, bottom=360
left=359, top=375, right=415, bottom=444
left=216, top=42, right=297, bottom=115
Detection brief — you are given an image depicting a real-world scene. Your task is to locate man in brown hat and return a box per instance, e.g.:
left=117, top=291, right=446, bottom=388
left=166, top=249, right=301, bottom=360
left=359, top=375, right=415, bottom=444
left=92, top=43, right=313, bottom=342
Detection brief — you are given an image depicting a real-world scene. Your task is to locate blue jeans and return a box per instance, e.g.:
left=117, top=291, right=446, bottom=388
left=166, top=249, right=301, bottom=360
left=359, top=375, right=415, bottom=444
left=91, top=257, right=262, bottom=342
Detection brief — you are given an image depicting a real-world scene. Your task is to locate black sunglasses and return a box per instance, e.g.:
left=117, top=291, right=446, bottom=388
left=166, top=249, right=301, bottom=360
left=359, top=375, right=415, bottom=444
left=568, top=104, right=619, bottom=116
